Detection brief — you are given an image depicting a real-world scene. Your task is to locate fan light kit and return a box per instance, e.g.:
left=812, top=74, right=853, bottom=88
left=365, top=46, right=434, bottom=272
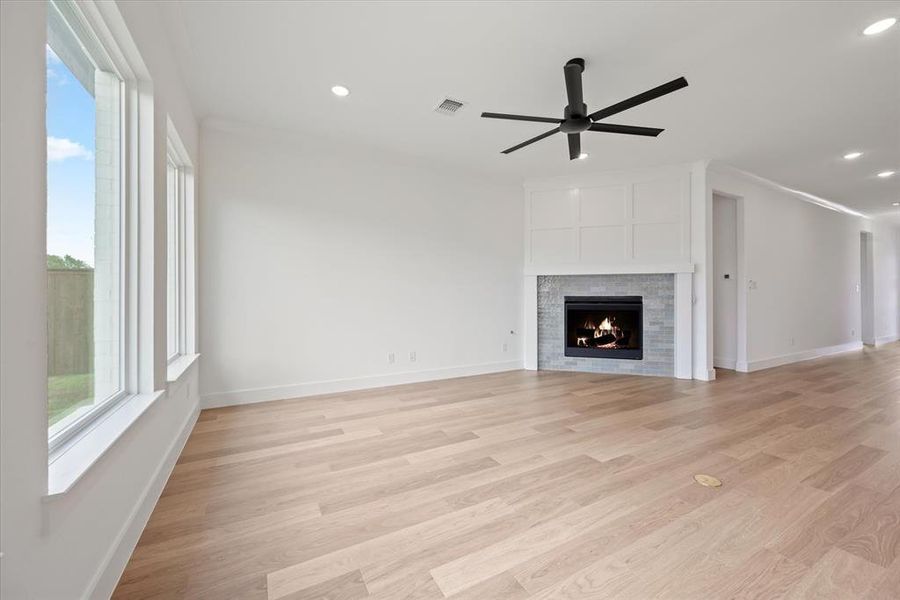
left=481, top=58, right=688, bottom=160
left=331, top=85, right=350, bottom=97
left=843, top=152, right=862, bottom=160
left=877, top=171, right=895, bottom=178
left=863, top=18, right=897, bottom=35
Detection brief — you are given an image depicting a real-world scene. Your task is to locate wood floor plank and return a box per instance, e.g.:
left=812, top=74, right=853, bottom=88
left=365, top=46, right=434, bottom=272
left=837, top=483, right=900, bottom=567
left=511, top=452, right=784, bottom=594
left=863, top=558, right=900, bottom=600
left=784, top=547, right=885, bottom=599
left=112, top=342, right=900, bottom=600
left=801, top=444, right=888, bottom=491
left=276, top=570, right=369, bottom=600
left=266, top=498, right=512, bottom=599
left=775, top=483, right=885, bottom=566
left=719, top=548, right=808, bottom=599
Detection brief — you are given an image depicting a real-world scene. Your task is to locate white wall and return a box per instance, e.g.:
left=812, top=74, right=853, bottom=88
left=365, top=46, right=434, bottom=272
left=0, top=2, right=200, bottom=598
left=199, top=122, right=523, bottom=407
left=523, top=164, right=692, bottom=269
left=871, top=219, right=900, bottom=344
left=707, top=165, right=899, bottom=371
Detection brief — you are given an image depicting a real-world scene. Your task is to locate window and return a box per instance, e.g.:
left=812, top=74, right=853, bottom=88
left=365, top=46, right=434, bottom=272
left=166, top=156, right=179, bottom=360
left=166, top=155, right=183, bottom=360
left=46, top=1, right=125, bottom=445
left=166, top=123, right=195, bottom=367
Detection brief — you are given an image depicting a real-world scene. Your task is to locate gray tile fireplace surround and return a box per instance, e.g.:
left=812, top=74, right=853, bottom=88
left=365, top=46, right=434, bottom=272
left=537, top=274, right=675, bottom=376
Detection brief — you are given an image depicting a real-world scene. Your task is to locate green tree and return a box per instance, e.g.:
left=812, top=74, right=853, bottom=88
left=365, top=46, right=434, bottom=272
left=47, top=254, right=91, bottom=270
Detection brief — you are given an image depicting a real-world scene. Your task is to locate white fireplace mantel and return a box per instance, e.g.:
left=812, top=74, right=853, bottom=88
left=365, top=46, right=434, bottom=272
left=524, top=263, right=695, bottom=276
left=523, top=267, right=695, bottom=380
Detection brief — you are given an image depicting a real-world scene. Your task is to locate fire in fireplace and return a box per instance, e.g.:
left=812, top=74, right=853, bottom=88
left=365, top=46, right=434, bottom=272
left=564, top=296, right=643, bottom=360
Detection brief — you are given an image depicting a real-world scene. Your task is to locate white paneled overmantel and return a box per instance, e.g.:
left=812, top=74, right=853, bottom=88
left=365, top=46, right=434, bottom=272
left=522, top=163, right=702, bottom=381
left=524, top=164, right=692, bottom=271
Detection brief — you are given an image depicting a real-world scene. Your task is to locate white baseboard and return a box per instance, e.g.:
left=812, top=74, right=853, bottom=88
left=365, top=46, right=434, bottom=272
left=691, top=366, right=716, bottom=381
left=875, top=334, right=899, bottom=346
left=86, top=402, right=200, bottom=599
left=201, top=360, right=524, bottom=409
left=742, top=341, right=864, bottom=373
left=713, top=357, right=737, bottom=370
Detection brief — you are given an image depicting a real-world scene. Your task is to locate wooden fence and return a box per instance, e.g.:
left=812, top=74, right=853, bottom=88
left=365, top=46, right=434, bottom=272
left=47, top=269, right=93, bottom=376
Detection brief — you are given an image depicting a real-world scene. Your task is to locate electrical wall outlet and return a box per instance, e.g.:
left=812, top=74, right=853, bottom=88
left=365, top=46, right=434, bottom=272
left=409, top=351, right=416, bottom=363
left=388, top=352, right=395, bottom=364
left=502, top=342, right=509, bottom=352
left=789, top=337, right=795, bottom=346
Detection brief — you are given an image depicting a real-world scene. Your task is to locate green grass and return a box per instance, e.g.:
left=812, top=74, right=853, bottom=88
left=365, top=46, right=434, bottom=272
left=48, top=373, right=93, bottom=427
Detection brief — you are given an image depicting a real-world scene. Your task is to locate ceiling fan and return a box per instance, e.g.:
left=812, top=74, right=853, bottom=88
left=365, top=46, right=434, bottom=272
left=481, top=58, right=688, bottom=160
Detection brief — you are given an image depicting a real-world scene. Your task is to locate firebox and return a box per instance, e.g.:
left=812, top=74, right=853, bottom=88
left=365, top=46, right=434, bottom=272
left=564, top=296, right=643, bottom=360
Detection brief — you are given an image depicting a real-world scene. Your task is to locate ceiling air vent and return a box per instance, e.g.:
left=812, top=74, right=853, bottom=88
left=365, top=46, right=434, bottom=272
left=434, top=97, right=465, bottom=116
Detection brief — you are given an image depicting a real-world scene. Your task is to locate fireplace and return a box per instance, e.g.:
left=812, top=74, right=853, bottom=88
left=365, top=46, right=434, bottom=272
left=564, top=296, right=643, bottom=360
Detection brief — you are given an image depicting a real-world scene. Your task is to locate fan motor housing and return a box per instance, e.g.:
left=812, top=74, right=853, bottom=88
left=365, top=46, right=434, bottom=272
left=559, top=103, right=593, bottom=133
left=561, top=114, right=592, bottom=133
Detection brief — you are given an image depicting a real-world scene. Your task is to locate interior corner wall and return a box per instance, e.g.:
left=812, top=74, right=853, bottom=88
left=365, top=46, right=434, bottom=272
left=870, top=219, right=900, bottom=344
left=0, top=2, right=201, bottom=598
left=690, top=161, right=713, bottom=380
left=198, top=124, right=524, bottom=407
left=707, top=166, right=883, bottom=371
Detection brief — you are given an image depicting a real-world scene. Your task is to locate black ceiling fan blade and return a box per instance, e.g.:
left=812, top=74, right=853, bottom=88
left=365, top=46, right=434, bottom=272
left=501, top=127, right=560, bottom=154
left=567, top=133, right=581, bottom=160
left=588, top=77, right=688, bottom=122
left=482, top=112, right=562, bottom=124
left=564, top=59, right=585, bottom=115
left=588, top=123, right=665, bottom=137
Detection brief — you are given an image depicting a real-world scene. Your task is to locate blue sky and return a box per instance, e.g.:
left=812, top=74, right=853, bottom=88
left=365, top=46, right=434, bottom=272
left=47, top=45, right=96, bottom=266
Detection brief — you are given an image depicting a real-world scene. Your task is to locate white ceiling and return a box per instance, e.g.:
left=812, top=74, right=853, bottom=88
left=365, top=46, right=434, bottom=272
left=161, top=1, right=900, bottom=219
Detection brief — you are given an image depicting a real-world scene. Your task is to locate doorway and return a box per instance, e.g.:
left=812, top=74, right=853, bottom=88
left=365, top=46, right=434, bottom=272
left=860, top=231, right=875, bottom=345
left=713, top=194, right=738, bottom=370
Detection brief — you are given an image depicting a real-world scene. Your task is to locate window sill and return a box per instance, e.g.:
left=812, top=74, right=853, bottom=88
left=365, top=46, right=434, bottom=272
left=167, top=353, right=199, bottom=383
left=46, top=390, right=164, bottom=498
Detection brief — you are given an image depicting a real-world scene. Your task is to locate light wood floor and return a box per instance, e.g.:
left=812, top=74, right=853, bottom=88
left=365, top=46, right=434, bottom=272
left=115, top=344, right=900, bottom=599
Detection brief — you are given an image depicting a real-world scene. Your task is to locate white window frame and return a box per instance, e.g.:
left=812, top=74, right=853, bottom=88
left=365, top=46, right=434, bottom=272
left=165, top=120, right=196, bottom=373
left=46, top=0, right=154, bottom=460
left=47, top=0, right=126, bottom=452
left=166, top=153, right=183, bottom=363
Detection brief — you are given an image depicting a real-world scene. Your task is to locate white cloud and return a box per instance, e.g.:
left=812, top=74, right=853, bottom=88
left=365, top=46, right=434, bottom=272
left=46, top=47, right=69, bottom=86
left=47, top=66, right=68, bottom=85
left=47, top=136, right=93, bottom=162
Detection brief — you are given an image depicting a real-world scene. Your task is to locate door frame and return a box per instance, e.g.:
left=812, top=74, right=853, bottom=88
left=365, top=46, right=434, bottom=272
left=711, top=190, right=748, bottom=371
left=860, top=230, right=875, bottom=346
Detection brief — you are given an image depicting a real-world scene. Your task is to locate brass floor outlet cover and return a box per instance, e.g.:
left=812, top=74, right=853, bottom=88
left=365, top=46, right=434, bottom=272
left=694, top=474, right=722, bottom=487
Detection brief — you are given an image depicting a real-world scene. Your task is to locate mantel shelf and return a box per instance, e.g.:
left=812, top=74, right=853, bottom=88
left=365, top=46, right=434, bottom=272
left=524, top=263, right=695, bottom=276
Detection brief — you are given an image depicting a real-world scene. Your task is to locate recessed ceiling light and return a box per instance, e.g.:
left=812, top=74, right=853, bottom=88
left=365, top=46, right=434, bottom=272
left=843, top=151, right=862, bottom=160
left=578, top=153, right=589, bottom=160
left=877, top=170, right=895, bottom=178
left=864, top=18, right=897, bottom=35
left=331, top=85, right=350, bottom=97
